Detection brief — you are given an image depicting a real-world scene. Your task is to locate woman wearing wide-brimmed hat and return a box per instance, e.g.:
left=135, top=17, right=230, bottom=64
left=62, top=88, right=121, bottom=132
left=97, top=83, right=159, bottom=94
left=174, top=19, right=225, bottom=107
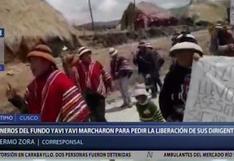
left=6, top=44, right=90, bottom=122
left=69, top=46, right=112, bottom=122
left=159, top=41, right=203, bottom=122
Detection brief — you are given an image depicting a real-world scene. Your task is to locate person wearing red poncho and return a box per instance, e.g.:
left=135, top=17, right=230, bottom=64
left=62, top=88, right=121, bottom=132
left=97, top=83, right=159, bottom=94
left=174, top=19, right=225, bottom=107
left=69, top=47, right=112, bottom=122
left=6, top=44, right=90, bottom=122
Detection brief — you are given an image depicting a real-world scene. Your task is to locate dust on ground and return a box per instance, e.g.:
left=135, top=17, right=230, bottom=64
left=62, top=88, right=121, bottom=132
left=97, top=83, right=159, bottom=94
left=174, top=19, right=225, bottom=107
left=0, top=29, right=210, bottom=121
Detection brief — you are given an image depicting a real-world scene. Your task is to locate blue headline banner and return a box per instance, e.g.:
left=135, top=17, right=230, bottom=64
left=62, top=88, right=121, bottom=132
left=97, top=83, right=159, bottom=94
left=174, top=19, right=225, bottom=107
left=0, top=123, right=234, bottom=150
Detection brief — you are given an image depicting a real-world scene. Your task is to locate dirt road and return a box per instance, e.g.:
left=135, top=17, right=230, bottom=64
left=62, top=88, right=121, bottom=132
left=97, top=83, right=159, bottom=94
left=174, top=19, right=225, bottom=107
left=0, top=29, right=210, bottom=121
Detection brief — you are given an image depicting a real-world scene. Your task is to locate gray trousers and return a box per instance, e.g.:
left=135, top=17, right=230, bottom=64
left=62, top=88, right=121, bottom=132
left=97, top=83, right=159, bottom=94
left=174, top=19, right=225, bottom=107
left=118, top=76, right=131, bottom=105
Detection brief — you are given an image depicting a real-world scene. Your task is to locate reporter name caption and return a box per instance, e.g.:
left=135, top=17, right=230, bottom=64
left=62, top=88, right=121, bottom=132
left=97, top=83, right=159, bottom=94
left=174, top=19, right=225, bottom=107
left=0, top=151, right=233, bottom=161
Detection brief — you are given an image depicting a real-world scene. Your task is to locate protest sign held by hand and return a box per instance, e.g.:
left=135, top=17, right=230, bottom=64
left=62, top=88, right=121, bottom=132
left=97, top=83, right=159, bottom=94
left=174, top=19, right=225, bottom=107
left=184, top=56, right=234, bottom=122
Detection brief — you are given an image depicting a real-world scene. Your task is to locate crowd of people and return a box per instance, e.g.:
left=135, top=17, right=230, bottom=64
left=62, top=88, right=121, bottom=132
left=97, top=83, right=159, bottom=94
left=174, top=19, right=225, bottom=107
left=5, top=22, right=234, bottom=122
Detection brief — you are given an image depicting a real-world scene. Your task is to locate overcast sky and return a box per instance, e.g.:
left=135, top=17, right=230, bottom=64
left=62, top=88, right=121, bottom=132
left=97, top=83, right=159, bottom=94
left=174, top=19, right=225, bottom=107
left=46, top=0, right=190, bottom=25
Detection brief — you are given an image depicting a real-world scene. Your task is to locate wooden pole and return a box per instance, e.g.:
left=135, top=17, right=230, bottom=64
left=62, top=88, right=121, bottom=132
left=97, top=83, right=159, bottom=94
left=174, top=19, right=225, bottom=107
left=88, top=0, right=95, bottom=31
left=133, top=0, right=136, bottom=31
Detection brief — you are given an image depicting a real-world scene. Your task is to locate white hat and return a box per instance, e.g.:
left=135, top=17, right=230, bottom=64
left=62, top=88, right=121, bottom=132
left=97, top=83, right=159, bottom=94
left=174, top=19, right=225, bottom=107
left=170, top=42, right=203, bottom=57
left=177, top=34, right=196, bottom=40
left=62, top=46, right=68, bottom=51
left=215, top=23, right=223, bottom=29
left=109, top=48, right=118, bottom=57
left=175, top=33, right=198, bottom=44
left=78, top=46, right=91, bottom=57
left=145, top=42, right=153, bottom=49
left=134, top=88, right=149, bottom=97
left=134, top=83, right=149, bottom=97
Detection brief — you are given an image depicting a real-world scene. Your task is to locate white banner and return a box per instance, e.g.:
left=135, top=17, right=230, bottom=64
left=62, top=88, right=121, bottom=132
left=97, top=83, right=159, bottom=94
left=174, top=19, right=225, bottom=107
left=231, top=0, right=234, bottom=25
left=184, top=56, right=234, bottom=122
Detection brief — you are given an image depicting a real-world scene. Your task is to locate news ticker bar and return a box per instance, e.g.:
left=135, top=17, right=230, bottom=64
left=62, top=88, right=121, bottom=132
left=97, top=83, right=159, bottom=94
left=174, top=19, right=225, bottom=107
left=0, top=114, right=40, bottom=123
left=0, top=151, right=233, bottom=161
left=1, top=124, right=234, bottom=150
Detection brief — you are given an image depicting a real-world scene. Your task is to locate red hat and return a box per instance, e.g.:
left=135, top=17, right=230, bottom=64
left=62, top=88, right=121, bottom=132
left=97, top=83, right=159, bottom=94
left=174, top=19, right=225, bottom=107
left=27, top=44, right=56, bottom=65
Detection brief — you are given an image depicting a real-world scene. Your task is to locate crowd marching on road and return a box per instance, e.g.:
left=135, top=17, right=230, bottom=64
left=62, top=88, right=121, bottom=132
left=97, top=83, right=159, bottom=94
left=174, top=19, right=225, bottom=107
left=5, top=22, right=234, bottom=122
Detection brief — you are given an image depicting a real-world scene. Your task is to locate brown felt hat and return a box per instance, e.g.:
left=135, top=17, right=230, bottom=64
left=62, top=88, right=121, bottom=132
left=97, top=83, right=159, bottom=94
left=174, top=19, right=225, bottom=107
left=27, top=44, right=56, bottom=65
